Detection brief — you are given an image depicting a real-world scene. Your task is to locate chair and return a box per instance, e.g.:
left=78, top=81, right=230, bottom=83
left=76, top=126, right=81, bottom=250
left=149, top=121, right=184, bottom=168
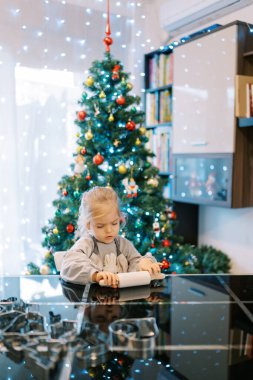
left=53, top=251, right=66, bottom=272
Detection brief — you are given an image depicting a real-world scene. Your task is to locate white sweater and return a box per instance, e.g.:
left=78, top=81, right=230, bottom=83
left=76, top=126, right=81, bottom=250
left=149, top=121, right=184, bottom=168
left=60, top=235, right=154, bottom=285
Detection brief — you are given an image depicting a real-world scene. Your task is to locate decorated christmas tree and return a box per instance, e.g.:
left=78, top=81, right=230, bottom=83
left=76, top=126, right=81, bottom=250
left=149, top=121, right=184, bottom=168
left=27, top=3, right=230, bottom=276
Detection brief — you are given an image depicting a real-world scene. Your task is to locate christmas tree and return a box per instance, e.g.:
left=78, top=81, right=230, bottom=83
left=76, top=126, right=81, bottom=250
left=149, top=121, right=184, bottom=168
left=27, top=4, right=230, bottom=276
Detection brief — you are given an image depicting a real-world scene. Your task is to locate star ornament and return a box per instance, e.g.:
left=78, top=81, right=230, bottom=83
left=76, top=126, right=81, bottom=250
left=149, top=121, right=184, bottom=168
left=113, top=139, right=121, bottom=147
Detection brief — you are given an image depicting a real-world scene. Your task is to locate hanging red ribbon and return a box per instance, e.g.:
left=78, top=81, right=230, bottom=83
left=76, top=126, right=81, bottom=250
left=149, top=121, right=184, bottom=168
left=106, top=0, right=111, bottom=36
left=103, top=0, right=113, bottom=52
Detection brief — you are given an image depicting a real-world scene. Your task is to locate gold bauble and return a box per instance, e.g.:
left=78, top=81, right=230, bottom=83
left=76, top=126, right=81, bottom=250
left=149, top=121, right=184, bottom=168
left=160, top=213, right=166, bottom=221
left=85, top=76, right=94, bottom=87
left=88, top=369, right=96, bottom=378
left=108, top=113, right=114, bottom=122
left=118, top=164, right=127, bottom=174
left=135, top=138, right=141, bottom=146
left=85, top=129, right=93, bottom=140
left=127, top=82, right=133, bottom=90
left=139, top=126, right=146, bottom=135
left=76, top=146, right=82, bottom=153
left=113, top=139, right=121, bottom=147
left=99, top=90, right=106, bottom=99
left=147, top=177, right=159, bottom=187
left=40, top=265, right=50, bottom=275
left=53, top=228, right=58, bottom=235
left=44, top=251, right=51, bottom=259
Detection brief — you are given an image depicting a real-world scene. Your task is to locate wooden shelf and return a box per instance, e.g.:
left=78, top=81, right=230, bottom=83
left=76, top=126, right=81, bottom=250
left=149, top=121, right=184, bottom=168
left=238, top=117, right=253, bottom=127
left=243, top=50, right=253, bottom=57
left=159, top=171, right=171, bottom=176
left=145, top=84, right=172, bottom=93
left=146, top=122, right=172, bottom=129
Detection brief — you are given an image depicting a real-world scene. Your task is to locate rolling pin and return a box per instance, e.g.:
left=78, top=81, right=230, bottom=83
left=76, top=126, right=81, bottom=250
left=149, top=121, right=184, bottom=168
left=99, top=271, right=165, bottom=288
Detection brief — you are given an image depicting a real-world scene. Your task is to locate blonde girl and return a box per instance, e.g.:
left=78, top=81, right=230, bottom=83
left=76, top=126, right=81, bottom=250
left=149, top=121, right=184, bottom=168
left=60, top=186, right=161, bottom=287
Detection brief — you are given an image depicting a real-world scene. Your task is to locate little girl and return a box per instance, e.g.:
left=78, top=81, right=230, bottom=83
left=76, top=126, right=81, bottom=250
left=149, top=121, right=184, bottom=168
left=60, top=186, right=161, bottom=287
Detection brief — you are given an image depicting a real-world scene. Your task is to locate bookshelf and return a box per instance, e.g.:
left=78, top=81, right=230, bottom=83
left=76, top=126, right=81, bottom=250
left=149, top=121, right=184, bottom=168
left=144, top=49, right=173, bottom=177
left=144, top=48, right=198, bottom=244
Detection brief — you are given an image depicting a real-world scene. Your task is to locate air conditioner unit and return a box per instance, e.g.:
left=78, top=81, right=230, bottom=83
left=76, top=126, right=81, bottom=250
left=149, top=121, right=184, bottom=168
left=160, top=0, right=252, bottom=37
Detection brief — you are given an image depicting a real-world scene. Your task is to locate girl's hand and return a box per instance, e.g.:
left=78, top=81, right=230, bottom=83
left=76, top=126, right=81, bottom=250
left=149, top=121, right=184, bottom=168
left=138, top=258, right=161, bottom=274
left=93, top=271, right=119, bottom=288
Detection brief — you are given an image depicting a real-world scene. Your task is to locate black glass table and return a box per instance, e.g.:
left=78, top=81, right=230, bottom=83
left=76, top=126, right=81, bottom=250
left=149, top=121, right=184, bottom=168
left=0, top=274, right=252, bottom=379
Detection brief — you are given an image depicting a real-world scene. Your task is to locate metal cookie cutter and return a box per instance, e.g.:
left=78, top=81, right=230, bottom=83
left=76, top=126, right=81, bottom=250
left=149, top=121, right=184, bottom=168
left=75, top=342, right=108, bottom=368
left=109, top=317, right=159, bottom=358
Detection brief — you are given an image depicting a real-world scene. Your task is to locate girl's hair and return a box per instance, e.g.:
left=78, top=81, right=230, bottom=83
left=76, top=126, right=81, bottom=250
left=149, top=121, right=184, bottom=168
left=76, top=186, right=125, bottom=237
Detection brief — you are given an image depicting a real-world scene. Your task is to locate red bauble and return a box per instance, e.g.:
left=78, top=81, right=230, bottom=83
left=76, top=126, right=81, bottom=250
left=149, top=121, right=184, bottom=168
left=93, top=153, right=104, bottom=165
left=151, top=243, right=155, bottom=248
left=80, top=148, right=87, bottom=155
left=86, top=174, right=91, bottom=180
left=77, top=110, right=87, bottom=121
left=113, top=64, right=121, bottom=72
left=161, top=259, right=170, bottom=269
left=112, top=73, right=119, bottom=80
left=126, top=120, right=136, bottom=131
left=116, top=96, right=126, bottom=105
left=169, top=211, right=177, bottom=220
left=104, top=36, right=113, bottom=48
left=112, top=65, right=121, bottom=80
left=162, top=239, right=171, bottom=247
left=62, top=189, right=68, bottom=196
left=66, top=223, right=75, bottom=233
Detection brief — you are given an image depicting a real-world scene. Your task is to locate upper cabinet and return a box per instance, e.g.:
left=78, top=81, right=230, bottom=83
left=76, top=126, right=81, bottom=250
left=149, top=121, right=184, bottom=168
left=171, top=21, right=253, bottom=208
left=173, top=25, right=237, bottom=155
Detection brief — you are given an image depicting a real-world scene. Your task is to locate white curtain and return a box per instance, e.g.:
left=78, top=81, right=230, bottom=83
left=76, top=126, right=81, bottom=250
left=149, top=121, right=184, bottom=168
left=0, top=0, right=161, bottom=274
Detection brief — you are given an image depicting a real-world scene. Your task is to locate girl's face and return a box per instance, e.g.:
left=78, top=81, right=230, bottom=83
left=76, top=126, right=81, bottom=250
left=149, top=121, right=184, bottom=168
left=87, top=206, right=120, bottom=244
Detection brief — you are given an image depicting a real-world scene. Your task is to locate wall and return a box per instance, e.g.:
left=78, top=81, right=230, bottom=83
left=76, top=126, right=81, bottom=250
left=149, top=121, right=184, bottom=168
left=155, top=1, right=253, bottom=273
left=198, top=207, right=253, bottom=273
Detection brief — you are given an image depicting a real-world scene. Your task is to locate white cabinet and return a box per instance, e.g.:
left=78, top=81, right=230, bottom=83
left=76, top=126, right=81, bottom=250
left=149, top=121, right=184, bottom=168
left=171, top=21, right=253, bottom=208
left=173, top=25, right=237, bottom=154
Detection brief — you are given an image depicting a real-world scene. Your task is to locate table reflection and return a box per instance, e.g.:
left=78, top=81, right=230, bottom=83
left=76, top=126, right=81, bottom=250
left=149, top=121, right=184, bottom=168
left=0, top=274, right=252, bottom=379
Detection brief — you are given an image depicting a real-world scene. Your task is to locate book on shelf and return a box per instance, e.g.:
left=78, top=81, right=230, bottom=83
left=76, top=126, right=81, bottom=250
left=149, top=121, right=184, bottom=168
left=235, top=75, right=253, bottom=117
left=148, top=54, right=159, bottom=88
left=148, top=53, right=173, bottom=89
left=159, top=89, right=172, bottom=123
left=145, top=127, right=172, bottom=180
left=146, top=92, right=158, bottom=126
left=153, top=126, right=172, bottom=174
left=148, top=56, right=154, bottom=89
left=246, top=82, right=253, bottom=117
left=166, top=53, right=173, bottom=85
